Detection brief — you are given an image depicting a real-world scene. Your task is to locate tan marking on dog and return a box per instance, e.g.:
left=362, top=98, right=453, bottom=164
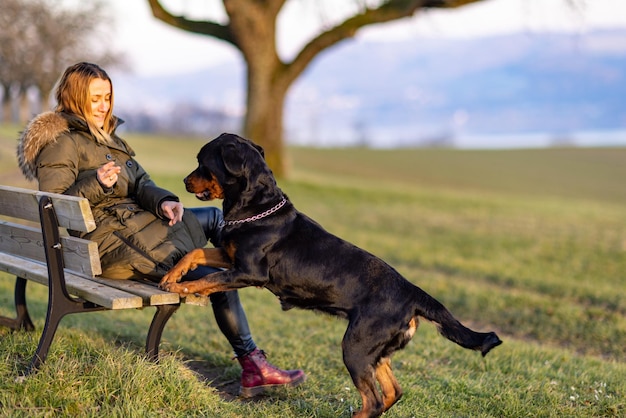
left=186, top=173, right=224, bottom=199
left=375, top=357, right=403, bottom=412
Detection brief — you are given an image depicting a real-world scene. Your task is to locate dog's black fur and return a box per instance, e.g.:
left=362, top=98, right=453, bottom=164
left=160, top=133, right=502, bottom=418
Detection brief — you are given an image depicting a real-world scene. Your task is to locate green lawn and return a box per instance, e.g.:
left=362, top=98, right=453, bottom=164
left=1, top=125, right=625, bottom=417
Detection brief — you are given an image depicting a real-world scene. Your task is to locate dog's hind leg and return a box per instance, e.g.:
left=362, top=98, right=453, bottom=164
left=342, top=322, right=385, bottom=418
left=375, top=357, right=403, bottom=412
left=348, top=362, right=383, bottom=418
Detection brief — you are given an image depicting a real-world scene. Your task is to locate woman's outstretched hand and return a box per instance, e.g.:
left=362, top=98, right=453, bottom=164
left=161, top=200, right=184, bottom=226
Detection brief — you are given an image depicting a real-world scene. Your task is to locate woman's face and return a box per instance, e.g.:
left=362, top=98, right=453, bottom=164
left=88, top=78, right=111, bottom=128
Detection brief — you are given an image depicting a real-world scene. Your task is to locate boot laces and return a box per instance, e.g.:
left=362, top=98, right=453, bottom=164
left=254, top=350, right=282, bottom=371
left=233, top=349, right=269, bottom=362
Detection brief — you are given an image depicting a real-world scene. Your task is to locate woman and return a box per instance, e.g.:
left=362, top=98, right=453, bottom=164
left=17, top=62, right=305, bottom=397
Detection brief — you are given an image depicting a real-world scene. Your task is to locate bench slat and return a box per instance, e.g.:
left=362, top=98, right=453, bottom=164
left=0, top=185, right=96, bottom=233
left=0, top=220, right=102, bottom=276
left=88, top=277, right=180, bottom=306
left=0, top=253, right=142, bottom=310
left=180, top=294, right=210, bottom=307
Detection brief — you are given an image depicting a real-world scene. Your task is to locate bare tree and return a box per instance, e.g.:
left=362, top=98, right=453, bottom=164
left=147, top=0, right=486, bottom=177
left=0, top=0, right=27, bottom=122
left=0, top=0, right=126, bottom=123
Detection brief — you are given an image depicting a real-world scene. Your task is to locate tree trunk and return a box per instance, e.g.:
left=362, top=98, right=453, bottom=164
left=19, top=87, right=31, bottom=124
left=38, top=87, right=52, bottom=113
left=5, top=83, right=20, bottom=124
left=36, top=83, right=54, bottom=113
left=0, top=84, right=11, bottom=123
left=244, top=66, right=287, bottom=178
left=224, top=0, right=289, bottom=178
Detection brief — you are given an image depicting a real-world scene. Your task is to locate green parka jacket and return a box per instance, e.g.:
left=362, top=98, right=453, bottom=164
left=17, top=111, right=207, bottom=280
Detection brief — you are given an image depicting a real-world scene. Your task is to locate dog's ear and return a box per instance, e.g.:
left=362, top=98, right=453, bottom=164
left=251, top=142, right=265, bottom=159
left=236, top=135, right=265, bottom=160
left=221, top=142, right=245, bottom=176
left=219, top=134, right=267, bottom=176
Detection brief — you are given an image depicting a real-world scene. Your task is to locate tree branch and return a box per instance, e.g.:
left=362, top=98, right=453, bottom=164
left=282, top=0, right=484, bottom=86
left=421, top=0, right=485, bottom=6
left=146, top=0, right=237, bottom=47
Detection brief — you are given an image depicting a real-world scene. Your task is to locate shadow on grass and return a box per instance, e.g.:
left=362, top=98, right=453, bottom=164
left=183, top=357, right=301, bottom=404
left=185, top=359, right=241, bottom=401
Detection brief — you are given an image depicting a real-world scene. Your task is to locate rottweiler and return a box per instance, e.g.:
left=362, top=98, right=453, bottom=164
left=160, top=133, right=502, bottom=418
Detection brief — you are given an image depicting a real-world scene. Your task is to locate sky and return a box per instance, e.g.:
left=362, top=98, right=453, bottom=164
left=109, top=0, right=626, bottom=77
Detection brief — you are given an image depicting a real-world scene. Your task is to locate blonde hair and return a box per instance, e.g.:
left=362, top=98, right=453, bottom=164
left=54, top=62, right=116, bottom=145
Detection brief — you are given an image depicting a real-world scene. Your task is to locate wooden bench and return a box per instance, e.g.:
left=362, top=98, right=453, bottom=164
left=0, top=185, right=207, bottom=375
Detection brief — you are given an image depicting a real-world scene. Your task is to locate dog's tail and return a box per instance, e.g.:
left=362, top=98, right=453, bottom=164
left=413, top=287, right=502, bottom=357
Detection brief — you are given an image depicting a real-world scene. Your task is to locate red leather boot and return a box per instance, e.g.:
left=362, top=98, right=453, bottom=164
left=237, top=348, right=306, bottom=398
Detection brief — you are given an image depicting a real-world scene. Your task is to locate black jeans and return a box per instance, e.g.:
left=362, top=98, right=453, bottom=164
left=187, top=207, right=256, bottom=357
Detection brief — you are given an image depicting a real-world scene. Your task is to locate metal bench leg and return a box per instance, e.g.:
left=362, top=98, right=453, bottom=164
left=0, top=277, right=35, bottom=331
left=20, top=197, right=105, bottom=376
left=23, top=283, right=105, bottom=376
left=26, top=297, right=67, bottom=373
left=146, top=304, right=180, bottom=361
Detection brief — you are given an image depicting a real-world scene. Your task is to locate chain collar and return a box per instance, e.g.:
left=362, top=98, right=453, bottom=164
left=220, top=197, right=287, bottom=227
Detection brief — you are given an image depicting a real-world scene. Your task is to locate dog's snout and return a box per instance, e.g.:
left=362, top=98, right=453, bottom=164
left=183, top=175, right=194, bottom=192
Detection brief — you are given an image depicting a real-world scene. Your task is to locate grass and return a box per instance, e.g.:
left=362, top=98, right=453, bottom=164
left=1, top=124, right=625, bottom=417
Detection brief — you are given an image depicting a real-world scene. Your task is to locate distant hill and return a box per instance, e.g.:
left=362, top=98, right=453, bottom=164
left=111, top=29, right=626, bottom=148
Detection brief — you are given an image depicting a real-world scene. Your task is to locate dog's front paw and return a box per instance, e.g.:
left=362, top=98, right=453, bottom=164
left=159, top=266, right=188, bottom=289
left=160, top=281, right=191, bottom=295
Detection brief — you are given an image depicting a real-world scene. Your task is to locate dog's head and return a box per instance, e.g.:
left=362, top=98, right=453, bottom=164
left=184, top=133, right=274, bottom=203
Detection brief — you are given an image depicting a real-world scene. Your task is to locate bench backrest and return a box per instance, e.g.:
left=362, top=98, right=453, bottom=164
left=0, top=185, right=102, bottom=276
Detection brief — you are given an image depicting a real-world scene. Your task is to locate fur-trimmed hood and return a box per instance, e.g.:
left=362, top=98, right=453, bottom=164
left=17, top=111, right=125, bottom=181
left=17, top=111, right=71, bottom=181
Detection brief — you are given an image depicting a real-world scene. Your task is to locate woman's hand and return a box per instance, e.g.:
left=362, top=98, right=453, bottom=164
left=97, top=161, right=121, bottom=188
left=161, top=200, right=184, bottom=226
